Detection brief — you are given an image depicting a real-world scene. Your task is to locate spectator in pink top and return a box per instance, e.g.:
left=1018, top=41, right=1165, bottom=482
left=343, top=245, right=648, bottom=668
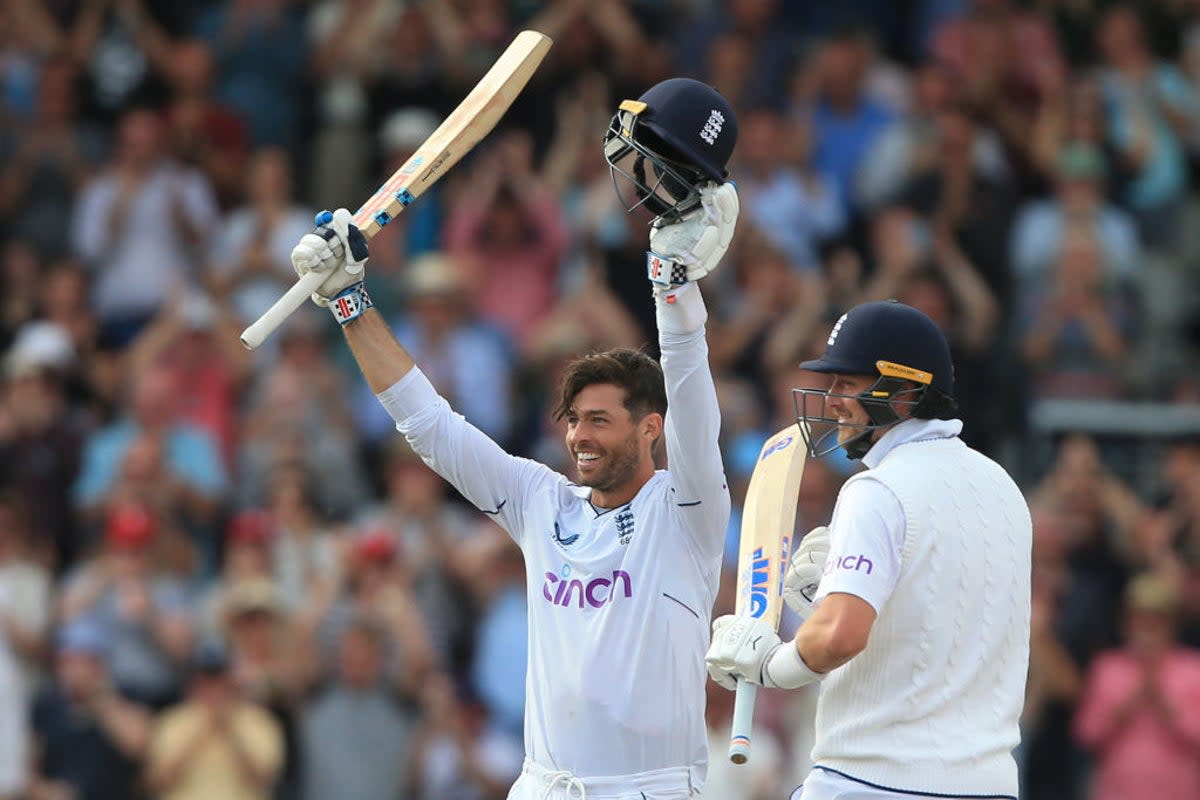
left=1074, top=572, right=1200, bottom=800
left=444, top=130, right=569, bottom=351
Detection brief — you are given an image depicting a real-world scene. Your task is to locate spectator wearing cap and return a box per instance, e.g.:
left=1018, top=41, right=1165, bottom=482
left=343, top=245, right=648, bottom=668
left=198, top=511, right=277, bottom=639
left=29, top=619, right=152, bottom=800
left=145, top=640, right=284, bottom=800
left=1011, top=142, right=1141, bottom=290
left=301, top=617, right=419, bottom=800
left=58, top=504, right=195, bottom=709
left=1074, top=572, right=1200, bottom=800
left=0, top=323, right=88, bottom=565
left=221, top=579, right=304, bottom=800
left=353, top=251, right=515, bottom=448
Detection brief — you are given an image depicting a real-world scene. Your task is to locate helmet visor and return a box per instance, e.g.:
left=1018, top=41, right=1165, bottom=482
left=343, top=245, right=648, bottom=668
left=792, top=381, right=924, bottom=458
left=604, top=107, right=706, bottom=222
left=793, top=387, right=874, bottom=458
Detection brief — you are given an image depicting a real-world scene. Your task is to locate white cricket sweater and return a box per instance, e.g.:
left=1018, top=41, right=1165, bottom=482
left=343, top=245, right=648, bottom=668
left=812, top=434, right=1032, bottom=797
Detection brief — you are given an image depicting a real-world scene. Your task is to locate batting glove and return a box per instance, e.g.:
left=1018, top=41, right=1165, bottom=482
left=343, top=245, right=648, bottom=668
left=647, top=181, right=738, bottom=288
left=706, top=614, right=824, bottom=691
left=783, top=526, right=831, bottom=619
left=706, top=614, right=783, bottom=689
left=291, top=209, right=371, bottom=319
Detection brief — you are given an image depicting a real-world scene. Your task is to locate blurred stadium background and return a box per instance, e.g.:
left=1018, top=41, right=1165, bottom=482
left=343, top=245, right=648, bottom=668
left=1, top=1, right=1200, bottom=798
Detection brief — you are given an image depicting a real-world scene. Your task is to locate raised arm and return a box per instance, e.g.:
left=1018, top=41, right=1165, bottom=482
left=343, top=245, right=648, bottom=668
left=289, top=209, right=558, bottom=543
left=646, top=183, right=739, bottom=556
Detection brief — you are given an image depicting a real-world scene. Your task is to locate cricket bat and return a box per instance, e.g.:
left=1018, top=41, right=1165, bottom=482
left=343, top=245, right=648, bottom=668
left=729, top=423, right=808, bottom=764
left=239, top=29, right=553, bottom=349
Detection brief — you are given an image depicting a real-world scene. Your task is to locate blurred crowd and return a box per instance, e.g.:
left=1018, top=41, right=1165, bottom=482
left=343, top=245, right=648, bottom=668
left=2, top=0, right=1200, bottom=798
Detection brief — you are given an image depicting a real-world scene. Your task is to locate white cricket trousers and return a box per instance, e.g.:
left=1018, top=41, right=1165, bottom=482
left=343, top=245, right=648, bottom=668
left=507, top=758, right=697, bottom=800
left=793, top=768, right=1006, bottom=800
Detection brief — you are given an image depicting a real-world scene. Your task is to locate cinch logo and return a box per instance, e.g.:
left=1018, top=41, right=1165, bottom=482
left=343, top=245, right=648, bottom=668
left=543, top=566, right=633, bottom=609
left=700, top=110, right=725, bottom=145
left=824, top=554, right=873, bottom=576
left=827, top=312, right=848, bottom=346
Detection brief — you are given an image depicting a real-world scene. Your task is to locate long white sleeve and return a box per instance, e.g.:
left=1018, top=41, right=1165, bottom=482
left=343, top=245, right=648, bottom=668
left=656, top=284, right=731, bottom=565
left=376, top=368, right=560, bottom=545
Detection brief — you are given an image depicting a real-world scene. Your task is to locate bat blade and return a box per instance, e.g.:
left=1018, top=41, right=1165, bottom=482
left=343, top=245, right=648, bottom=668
left=728, top=423, right=808, bottom=764
left=239, top=30, right=553, bottom=349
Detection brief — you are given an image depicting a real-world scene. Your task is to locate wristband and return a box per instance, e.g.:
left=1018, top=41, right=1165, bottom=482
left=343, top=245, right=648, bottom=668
left=647, top=251, right=687, bottom=288
left=762, top=641, right=824, bottom=689
left=328, top=283, right=373, bottom=326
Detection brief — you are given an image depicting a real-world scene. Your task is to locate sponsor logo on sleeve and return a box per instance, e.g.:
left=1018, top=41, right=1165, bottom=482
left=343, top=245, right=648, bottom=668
left=823, top=553, right=874, bottom=577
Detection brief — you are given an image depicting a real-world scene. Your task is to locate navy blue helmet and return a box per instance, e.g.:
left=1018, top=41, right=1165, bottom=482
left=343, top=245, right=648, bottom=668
left=795, top=300, right=956, bottom=459
left=603, top=78, right=738, bottom=221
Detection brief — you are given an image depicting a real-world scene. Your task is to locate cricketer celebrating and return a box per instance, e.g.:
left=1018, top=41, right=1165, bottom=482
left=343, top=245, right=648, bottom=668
left=290, top=78, right=738, bottom=799
left=707, top=301, right=1032, bottom=800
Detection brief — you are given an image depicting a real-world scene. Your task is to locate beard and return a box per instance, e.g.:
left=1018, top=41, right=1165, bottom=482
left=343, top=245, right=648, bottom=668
left=575, top=433, right=642, bottom=493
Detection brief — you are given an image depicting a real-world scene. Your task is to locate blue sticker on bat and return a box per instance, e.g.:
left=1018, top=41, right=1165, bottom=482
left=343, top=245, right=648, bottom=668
left=395, top=189, right=414, bottom=206
left=373, top=210, right=392, bottom=227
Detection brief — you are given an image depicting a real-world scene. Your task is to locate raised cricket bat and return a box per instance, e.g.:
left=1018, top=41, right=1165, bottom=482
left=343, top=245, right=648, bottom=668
left=729, top=423, right=808, bottom=764
left=239, top=29, right=553, bottom=349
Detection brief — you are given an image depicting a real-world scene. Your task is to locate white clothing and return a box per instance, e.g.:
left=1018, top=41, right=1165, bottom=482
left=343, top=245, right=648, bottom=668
left=507, top=758, right=695, bottom=799
left=208, top=206, right=315, bottom=325
left=794, top=767, right=1002, bottom=800
left=377, top=327, right=729, bottom=785
left=810, top=418, right=1031, bottom=799
left=71, top=163, right=218, bottom=319
left=0, top=582, right=29, bottom=795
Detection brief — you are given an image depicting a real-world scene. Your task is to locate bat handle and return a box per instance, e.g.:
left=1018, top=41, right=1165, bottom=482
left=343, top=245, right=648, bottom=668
left=728, top=678, right=758, bottom=764
left=239, top=271, right=327, bottom=350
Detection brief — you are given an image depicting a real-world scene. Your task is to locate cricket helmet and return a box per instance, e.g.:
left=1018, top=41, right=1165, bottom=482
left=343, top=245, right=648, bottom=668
left=603, top=78, right=738, bottom=221
left=794, top=300, right=956, bottom=459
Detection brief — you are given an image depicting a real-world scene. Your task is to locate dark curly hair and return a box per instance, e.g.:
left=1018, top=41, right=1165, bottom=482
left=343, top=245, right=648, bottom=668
left=554, top=348, right=667, bottom=425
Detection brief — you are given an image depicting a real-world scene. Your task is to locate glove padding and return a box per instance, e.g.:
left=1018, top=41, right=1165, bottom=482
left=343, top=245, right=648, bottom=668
left=648, top=182, right=738, bottom=287
left=783, top=526, right=831, bottom=618
left=705, top=614, right=783, bottom=690
left=291, top=208, right=369, bottom=306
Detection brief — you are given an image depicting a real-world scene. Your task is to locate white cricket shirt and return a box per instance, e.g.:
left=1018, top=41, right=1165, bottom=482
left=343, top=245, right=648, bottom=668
left=810, top=417, right=1031, bottom=798
left=377, top=328, right=729, bottom=784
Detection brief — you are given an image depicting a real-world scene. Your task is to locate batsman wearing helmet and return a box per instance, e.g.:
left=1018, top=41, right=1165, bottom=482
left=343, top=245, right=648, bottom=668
left=707, top=300, right=1032, bottom=800
left=288, top=78, right=738, bottom=798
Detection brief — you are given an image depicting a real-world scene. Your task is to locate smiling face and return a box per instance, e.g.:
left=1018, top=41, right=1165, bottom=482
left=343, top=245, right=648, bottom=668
left=563, top=383, right=659, bottom=507
left=826, top=374, right=875, bottom=447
